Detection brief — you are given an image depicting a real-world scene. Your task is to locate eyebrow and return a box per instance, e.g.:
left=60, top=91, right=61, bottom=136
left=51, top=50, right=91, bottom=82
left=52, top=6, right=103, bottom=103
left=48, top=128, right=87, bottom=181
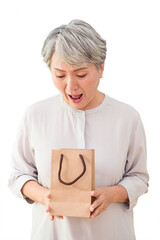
left=54, top=67, right=88, bottom=72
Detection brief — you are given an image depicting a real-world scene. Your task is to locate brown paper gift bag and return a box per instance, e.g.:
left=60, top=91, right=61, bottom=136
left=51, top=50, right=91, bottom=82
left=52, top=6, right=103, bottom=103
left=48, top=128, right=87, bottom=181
left=49, top=149, right=95, bottom=218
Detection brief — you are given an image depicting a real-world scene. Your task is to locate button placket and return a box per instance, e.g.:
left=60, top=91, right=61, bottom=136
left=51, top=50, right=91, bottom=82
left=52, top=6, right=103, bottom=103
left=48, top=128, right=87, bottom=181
left=76, top=112, right=85, bottom=149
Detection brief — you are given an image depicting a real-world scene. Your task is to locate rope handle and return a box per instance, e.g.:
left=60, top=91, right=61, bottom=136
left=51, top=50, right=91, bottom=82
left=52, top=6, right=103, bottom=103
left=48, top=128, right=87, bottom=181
left=58, top=154, right=86, bottom=185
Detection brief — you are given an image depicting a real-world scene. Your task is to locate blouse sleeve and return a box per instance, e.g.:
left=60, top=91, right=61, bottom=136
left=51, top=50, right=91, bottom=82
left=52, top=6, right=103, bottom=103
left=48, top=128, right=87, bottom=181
left=118, top=116, right=149, bottom=210
left=8, top=109, right=38, bottom=204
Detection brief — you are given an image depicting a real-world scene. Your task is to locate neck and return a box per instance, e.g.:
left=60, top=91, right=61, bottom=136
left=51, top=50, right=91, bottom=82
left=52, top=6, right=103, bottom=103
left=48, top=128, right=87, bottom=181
left=82, top=91, right=105, bottom=110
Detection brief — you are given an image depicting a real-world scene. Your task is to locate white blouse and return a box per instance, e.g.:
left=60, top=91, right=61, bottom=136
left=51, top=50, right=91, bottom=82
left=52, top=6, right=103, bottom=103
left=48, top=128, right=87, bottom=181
left=9, top=94, right=149, bottom=240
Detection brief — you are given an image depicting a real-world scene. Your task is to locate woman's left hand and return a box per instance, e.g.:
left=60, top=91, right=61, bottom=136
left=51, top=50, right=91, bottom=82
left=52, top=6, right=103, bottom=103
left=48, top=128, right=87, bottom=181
left=89, top=187, right=113, bottom=220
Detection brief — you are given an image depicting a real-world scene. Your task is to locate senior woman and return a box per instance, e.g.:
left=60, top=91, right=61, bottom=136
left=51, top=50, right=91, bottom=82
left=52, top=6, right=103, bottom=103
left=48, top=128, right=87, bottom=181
left=9, top=19, right=149, bottom=240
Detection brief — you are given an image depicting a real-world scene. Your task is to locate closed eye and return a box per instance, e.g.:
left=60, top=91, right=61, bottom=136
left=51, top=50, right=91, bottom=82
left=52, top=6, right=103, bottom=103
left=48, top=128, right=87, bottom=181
left=56, top=75, right=65, bottom=79
left=77, top=74, right=87, bottom=78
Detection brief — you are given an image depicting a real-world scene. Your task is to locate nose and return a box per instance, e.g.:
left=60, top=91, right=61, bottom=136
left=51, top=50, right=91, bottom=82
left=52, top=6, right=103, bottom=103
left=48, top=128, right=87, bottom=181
left=66, top=76, right=79, bottom=92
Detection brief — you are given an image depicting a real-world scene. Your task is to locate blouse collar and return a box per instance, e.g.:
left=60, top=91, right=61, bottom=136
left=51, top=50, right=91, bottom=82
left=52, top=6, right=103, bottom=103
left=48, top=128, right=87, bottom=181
left=60, top=94, right=109, bottom=115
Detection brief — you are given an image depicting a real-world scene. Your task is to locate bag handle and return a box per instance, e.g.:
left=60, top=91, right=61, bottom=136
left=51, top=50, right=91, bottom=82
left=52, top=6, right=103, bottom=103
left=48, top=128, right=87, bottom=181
left=58, top=154, right=86, bottom=185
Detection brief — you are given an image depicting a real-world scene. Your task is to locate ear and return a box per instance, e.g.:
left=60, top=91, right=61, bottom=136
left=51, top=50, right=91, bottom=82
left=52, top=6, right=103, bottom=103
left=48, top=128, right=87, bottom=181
left=99, top=62, right=105, bottom=78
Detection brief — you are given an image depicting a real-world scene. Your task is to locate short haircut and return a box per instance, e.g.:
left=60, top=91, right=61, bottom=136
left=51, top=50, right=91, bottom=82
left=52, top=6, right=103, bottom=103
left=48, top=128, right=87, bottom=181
left=42, top=19, right=107, bottom=69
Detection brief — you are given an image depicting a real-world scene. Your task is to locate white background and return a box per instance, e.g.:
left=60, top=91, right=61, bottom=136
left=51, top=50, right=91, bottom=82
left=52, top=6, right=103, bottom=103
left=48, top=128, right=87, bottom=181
left=0, top=0, right=160, bottom=239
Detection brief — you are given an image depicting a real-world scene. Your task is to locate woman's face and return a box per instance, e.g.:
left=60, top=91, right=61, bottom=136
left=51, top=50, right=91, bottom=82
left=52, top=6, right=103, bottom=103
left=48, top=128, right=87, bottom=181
left=50, top=52, right=104, bottom=110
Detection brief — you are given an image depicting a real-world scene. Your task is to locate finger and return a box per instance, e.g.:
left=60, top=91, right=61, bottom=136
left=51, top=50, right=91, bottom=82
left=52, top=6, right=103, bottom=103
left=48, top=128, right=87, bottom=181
left=90, top=205, right=102, bottom=219
left=46, top=205, right=50, bottom=213
left=46, top=193, right=50, bottom=199
left=90, top=198, right=102, bottom=212
left=50, top=215, right=54, bottom=221
left=91, top=203, right=105, bottom=218
left=56, top=216, right=63, bottom=220
left=91, top=189, right=101, bottom=197
left=89, top=213, right=95, bottom=220
left=91, top=200, right=110, bottom=219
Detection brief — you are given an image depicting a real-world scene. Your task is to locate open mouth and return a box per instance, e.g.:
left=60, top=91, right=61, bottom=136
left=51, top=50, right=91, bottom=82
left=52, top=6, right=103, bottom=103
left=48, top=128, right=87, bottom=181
left=68, top=94, right=83, bottom=103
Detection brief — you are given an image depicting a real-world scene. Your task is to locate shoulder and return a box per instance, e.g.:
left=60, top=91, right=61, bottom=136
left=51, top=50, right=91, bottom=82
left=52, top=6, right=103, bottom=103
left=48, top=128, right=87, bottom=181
left=106, top=95, right=141, bottom=122
left=24, top=94, right=62, bottom=119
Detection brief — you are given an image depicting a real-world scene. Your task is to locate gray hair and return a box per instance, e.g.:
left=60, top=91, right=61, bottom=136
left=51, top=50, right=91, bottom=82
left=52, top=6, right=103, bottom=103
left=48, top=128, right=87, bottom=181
left=42, top=19, right=107, bottom=69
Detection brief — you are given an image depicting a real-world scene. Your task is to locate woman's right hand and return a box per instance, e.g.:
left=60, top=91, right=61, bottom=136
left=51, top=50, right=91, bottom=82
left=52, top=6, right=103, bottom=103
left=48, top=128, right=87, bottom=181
left=45, top=190, right=63, bottom=221
left=21, top=180, right=63, bottom=220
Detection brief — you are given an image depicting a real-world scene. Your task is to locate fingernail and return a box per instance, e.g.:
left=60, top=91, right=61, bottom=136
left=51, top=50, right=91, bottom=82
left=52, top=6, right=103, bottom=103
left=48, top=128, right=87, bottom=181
left=90, top=206, right=94, bottom=212
left=90, top=214, right=94, bottom=220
